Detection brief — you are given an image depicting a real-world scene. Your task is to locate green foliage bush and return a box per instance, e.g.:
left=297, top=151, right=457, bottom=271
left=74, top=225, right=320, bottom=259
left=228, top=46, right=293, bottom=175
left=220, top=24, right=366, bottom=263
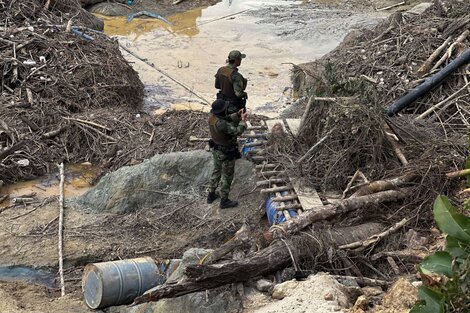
left=411, top=195, right=470, bottom=313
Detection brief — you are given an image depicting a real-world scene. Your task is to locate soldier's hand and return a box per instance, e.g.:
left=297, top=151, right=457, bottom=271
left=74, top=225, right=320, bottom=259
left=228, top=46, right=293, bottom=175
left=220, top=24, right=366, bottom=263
left=240, top=111, right=248, bottom=121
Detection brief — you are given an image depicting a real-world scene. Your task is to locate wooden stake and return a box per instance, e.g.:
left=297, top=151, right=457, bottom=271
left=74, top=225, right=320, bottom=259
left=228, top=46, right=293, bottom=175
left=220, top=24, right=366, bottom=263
left=58, top=163, right=65, bottom=297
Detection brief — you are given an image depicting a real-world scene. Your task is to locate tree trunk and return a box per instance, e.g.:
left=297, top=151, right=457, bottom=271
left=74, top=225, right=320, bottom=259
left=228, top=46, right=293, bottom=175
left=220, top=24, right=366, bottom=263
left=133, top=223, right=384, bottom=304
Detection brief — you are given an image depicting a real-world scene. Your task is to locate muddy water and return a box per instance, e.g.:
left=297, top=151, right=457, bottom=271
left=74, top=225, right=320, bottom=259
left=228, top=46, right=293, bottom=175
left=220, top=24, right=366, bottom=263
left=0, top=265, right=56, bottom=289
left=0, top=163, right=98, bottom=207
left=101, top=0, right=386, bottom=116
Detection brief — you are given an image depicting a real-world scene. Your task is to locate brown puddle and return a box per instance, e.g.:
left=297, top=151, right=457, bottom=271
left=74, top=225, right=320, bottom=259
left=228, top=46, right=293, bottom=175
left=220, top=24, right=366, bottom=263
left=0, top=163, right=99, bottom=207
left=101, top=0, right=386, bottom=116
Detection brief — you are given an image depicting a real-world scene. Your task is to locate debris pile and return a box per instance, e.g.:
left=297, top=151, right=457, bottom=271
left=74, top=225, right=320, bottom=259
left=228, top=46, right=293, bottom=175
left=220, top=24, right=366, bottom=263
left=0, top=0, right=212, bottom=183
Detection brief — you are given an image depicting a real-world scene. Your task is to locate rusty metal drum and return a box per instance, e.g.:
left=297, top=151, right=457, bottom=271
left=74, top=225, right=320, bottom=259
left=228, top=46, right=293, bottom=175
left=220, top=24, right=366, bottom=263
left=82, top=257, right=160, bottom=309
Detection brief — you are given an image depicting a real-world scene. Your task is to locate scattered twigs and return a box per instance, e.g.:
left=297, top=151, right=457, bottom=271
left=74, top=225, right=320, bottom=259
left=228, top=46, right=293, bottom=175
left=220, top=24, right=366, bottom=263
left=62, top=117, right=111, bottom=132
left=58, top=162, right=65, bottom=297
left=416, top=82, right=470, bottom=119
left=338, top=217, right=411, bottom=250
left=296, top=128, right=334, bottom=163
left=417, top=36, right=453, bottom=75
left=431, top=30, right=470, bottom=72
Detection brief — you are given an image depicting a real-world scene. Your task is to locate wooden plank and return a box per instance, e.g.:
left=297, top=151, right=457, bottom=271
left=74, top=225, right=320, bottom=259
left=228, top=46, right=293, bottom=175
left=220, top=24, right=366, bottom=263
left=264, top=119, right=286, bottom=133
left=271, top=195, right=298, bottom=202
left=255, top=164, right=278, bottom=170
left=291, top=179, right=323, bottom=210
left=260, top=185, right=292, bottom=194
left=285, top=118, right=301, bottom=136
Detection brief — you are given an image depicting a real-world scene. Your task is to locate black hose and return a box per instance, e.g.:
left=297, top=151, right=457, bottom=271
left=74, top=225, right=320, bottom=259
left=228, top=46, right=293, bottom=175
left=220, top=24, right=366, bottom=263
left=387, top=47, right=470, bottom=116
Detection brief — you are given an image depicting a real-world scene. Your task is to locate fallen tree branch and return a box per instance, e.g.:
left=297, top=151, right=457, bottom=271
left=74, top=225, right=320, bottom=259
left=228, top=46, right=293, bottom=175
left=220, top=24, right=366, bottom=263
left=338, top=217, right=411, bottom=250
left=201, top=224, right=252, bottom=265
left=416, top=82, right=470, bottom=119
left=417, top=36, right=453, bottom=75
left=352, top=174, right=417, bottom=197
left=270, top=188, right=412, bottom=238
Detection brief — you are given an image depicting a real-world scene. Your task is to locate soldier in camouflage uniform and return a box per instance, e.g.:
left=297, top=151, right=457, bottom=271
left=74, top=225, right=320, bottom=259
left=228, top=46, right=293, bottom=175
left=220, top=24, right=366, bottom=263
left=207, top=99, right=248, bottom=209
left=215, top=50, right=248, bottom=115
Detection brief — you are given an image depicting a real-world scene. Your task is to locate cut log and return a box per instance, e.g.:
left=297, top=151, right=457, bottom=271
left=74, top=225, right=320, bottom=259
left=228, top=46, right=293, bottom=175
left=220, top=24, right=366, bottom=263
left=274, top=203, right=302, bottom=211
left=133, top=223, right=384, bottom=304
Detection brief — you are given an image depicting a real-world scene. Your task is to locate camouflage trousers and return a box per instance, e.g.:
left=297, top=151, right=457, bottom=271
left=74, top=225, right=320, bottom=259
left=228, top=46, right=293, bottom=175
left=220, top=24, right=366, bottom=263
left=208, top=149, right=235, bottom=199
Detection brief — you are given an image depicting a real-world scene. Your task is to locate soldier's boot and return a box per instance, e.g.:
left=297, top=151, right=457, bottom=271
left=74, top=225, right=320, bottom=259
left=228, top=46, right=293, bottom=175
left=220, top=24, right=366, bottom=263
left=207, top=191, right=219, bottom=204
left=220, top=198, right=238, bottom=209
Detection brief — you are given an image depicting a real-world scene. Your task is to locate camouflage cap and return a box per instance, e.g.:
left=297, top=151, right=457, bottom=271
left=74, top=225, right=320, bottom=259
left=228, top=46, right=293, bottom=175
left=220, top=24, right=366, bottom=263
left=228, top=50, right=246, bottom=61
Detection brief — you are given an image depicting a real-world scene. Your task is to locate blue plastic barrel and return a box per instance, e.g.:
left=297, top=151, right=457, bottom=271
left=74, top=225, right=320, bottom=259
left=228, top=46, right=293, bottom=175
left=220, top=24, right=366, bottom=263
left=242, top=138, right=253, bottom=156
left=82, top=257, right=179, bottom=309
left=265, top=192, right=298, bottom=225
left=155, top=259, right=181, bottom=285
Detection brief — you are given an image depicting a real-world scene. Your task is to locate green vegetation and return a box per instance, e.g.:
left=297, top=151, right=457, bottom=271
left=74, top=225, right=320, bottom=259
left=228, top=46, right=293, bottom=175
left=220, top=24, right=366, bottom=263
left=411, top=195, right=470, bottom=313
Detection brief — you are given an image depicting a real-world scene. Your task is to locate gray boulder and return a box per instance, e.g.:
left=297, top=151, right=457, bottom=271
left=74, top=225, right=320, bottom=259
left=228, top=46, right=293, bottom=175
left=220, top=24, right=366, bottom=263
left=74, top=150, right=254, bottom=214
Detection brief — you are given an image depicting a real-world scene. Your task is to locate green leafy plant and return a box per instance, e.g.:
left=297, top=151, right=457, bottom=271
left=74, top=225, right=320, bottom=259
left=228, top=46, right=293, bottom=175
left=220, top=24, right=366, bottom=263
left=411, top=195, right=470, bottom=313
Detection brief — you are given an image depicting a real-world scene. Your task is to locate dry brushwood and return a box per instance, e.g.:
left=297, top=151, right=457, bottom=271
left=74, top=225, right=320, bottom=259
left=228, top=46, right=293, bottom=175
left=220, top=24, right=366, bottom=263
left=0, top=0, right=224, bottom=184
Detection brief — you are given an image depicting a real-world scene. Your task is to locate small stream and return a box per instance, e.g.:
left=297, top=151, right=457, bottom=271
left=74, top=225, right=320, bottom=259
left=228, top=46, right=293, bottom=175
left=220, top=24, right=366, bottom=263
left=0, top=265, right=56, bottom=289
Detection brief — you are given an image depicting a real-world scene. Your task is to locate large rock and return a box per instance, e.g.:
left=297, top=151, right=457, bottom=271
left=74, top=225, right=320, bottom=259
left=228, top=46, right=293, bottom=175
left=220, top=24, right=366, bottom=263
left=75, top=150, right=254, bottom=214
left=249, top=273, right=350, bottom=313
left=166, top=248, right=213, bottom=284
